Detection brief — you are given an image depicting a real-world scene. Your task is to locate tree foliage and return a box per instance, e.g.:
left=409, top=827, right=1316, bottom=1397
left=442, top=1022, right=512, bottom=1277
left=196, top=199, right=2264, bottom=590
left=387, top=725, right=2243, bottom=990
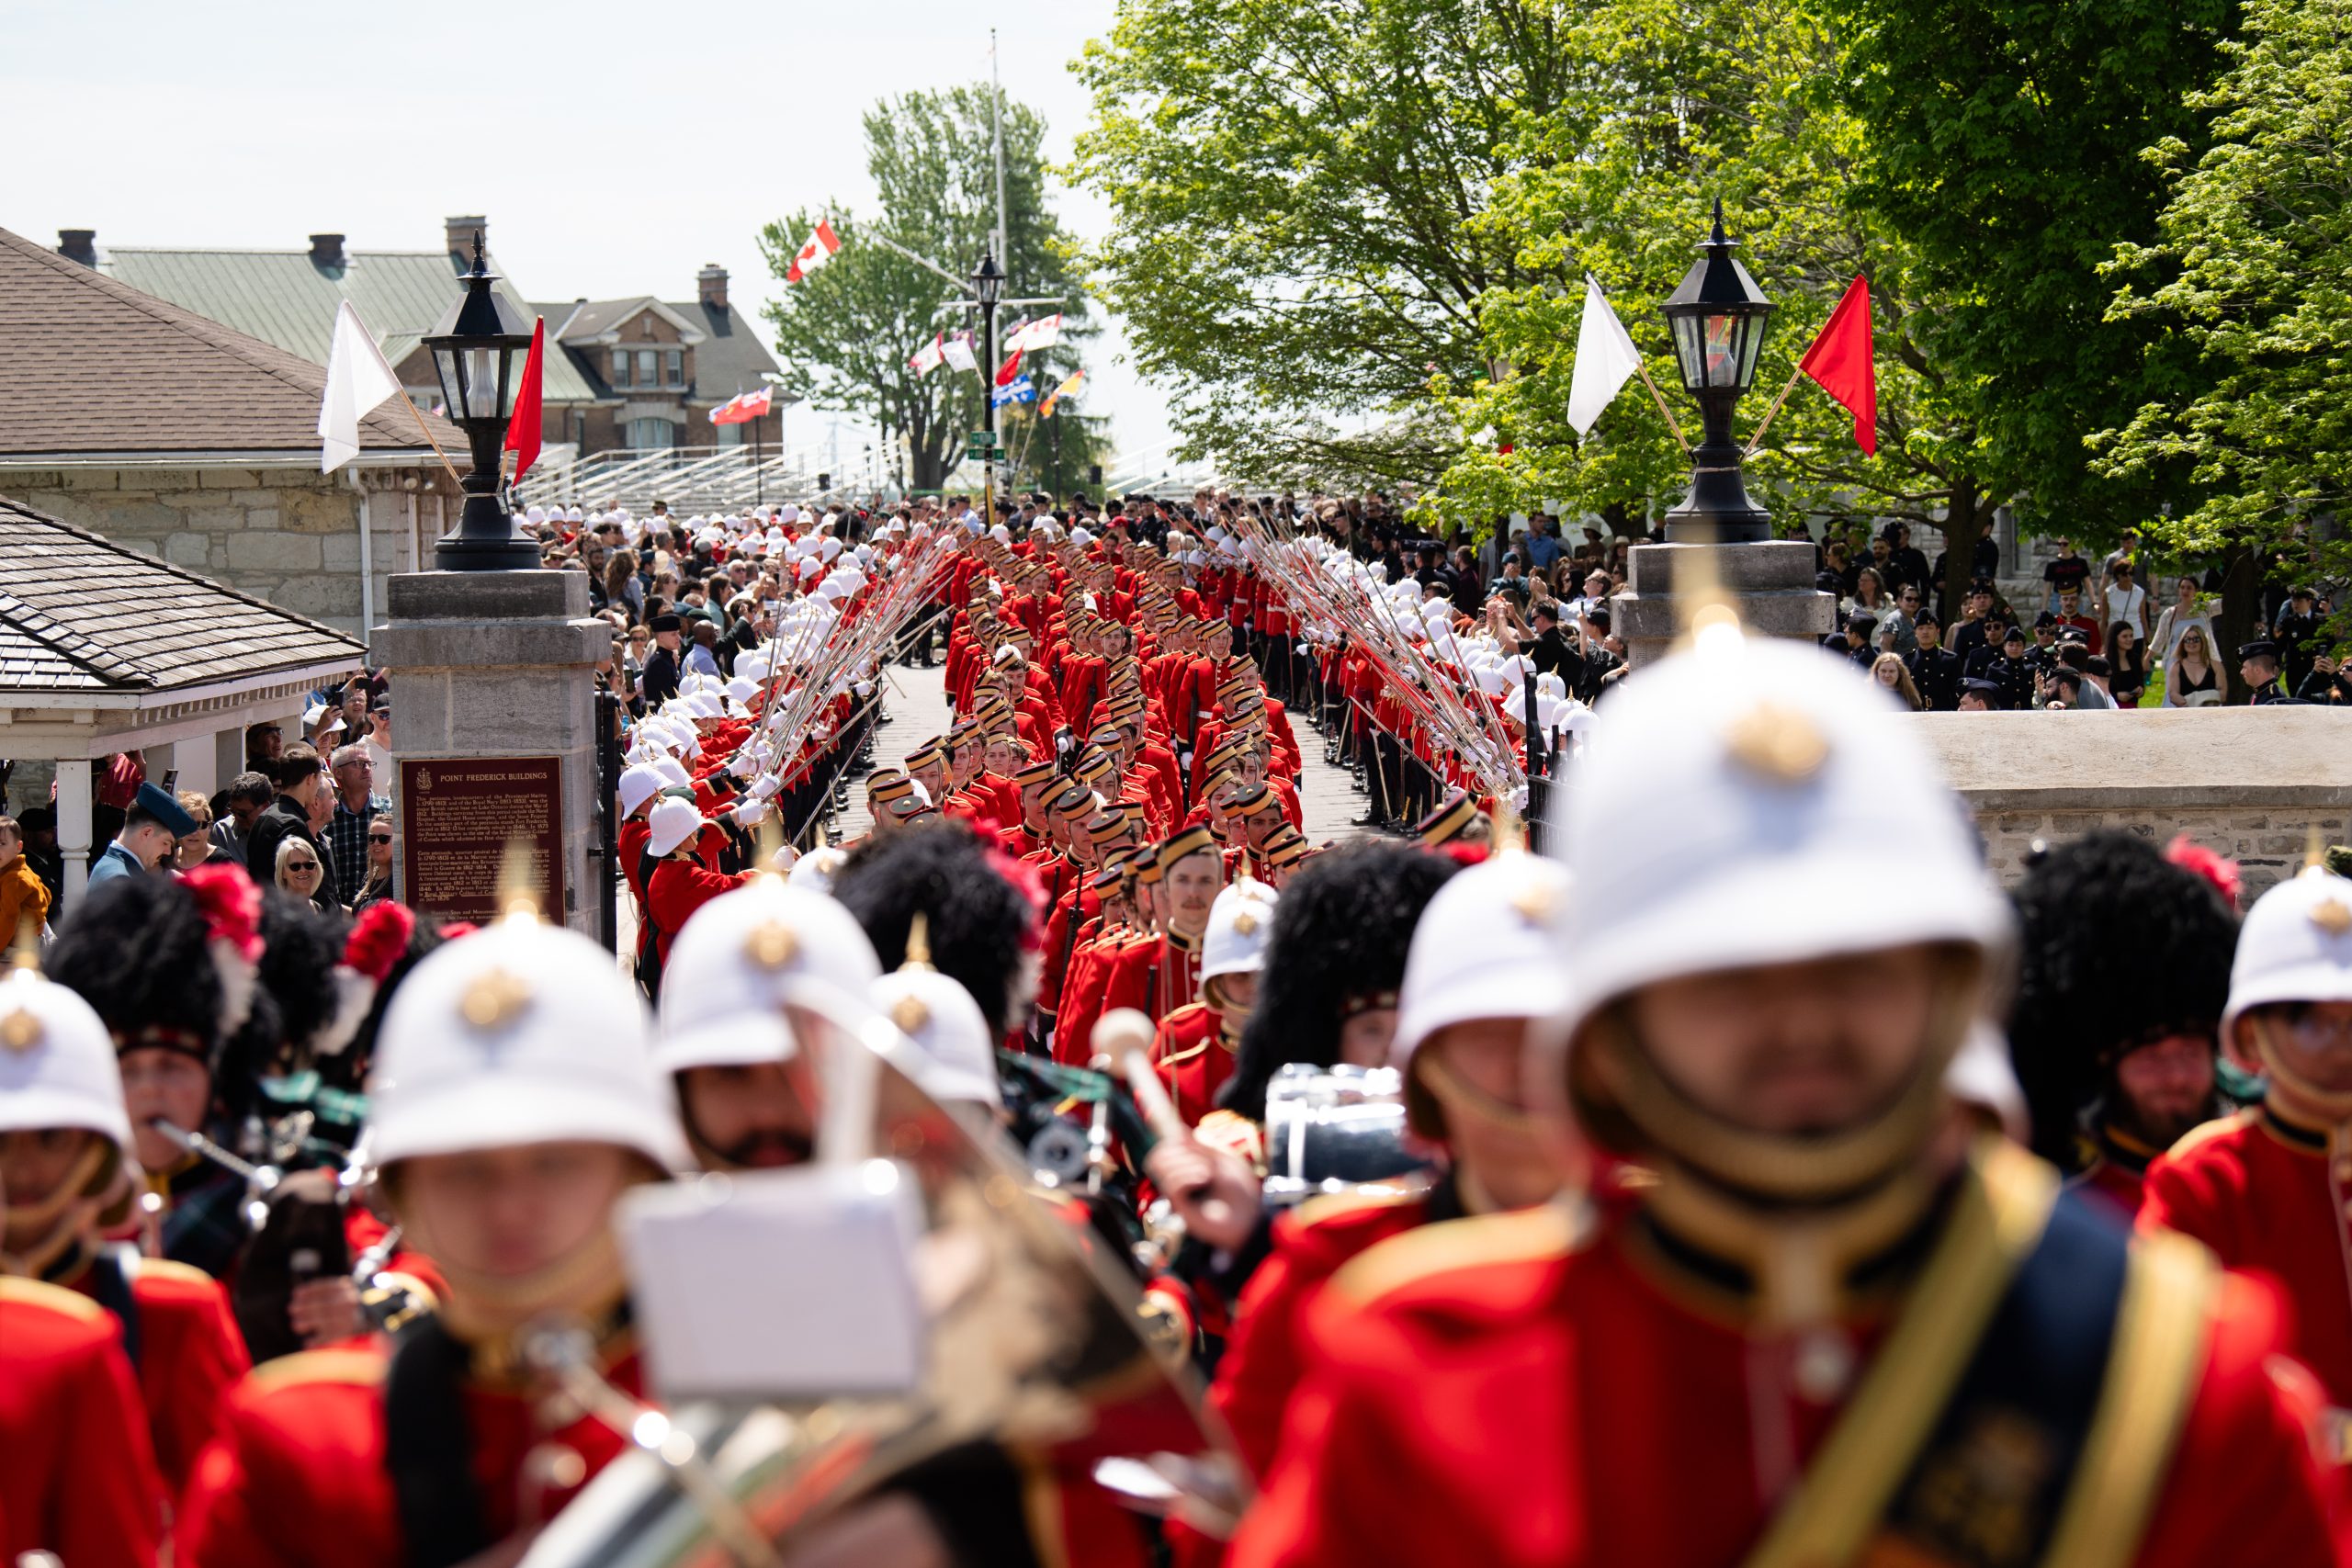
left=1427, top=0, right=2005, bottom=615
left=1817, top=0, right=2240, bottom=541
left=1071, top=0, right=1576, bottom=486
left=761, top=88, right=1092, bottom=491
left=2092, top=0, right=2352, bottom=625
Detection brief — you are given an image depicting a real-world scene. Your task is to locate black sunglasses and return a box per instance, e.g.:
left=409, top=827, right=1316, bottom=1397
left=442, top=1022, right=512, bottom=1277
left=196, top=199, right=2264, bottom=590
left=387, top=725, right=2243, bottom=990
left=368, top=832, right=393, bottom=844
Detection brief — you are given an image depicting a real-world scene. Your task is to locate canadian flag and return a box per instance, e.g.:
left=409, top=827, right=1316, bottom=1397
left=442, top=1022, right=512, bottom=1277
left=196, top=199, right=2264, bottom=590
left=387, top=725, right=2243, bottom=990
left=909, top=333, right=945, bottom=377
left=709, top=386, right=773, bottom=425
left=1006, top=312, right=1063, bottom=352
left=785, top=219, right=842, bottom=283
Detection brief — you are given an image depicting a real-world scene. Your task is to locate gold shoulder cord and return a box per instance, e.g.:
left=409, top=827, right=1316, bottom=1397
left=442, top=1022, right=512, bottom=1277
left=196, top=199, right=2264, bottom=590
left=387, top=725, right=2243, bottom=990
left=2038, top=1232, right=2217, bottom=1568
left=1740, top=1137, right=2057, bottom=1568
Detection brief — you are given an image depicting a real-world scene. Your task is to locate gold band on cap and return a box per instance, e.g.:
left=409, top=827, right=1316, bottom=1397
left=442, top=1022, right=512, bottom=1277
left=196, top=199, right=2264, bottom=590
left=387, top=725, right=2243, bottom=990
left=1418, top=792, right=1479, bottom=846
left=1157, top=824, right=1218, bottom=874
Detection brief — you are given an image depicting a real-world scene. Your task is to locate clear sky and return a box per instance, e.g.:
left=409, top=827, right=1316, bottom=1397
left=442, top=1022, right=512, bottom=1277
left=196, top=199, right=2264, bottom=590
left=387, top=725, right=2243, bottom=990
left=1, top=0, right=1177, bottom=468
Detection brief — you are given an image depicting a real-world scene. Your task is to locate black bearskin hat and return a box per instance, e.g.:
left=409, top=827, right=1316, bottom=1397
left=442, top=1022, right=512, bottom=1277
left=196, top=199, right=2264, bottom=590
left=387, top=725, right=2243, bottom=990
left=2007, top=831, right=2237, bottom=1165
left=215, top=892, right=347, bottom=1103
left=831, top=819, right=1038, bottom=1038
left=48, top=872, right=226, bottom=1066
left=1220, top=841, right=1460, bottom=1122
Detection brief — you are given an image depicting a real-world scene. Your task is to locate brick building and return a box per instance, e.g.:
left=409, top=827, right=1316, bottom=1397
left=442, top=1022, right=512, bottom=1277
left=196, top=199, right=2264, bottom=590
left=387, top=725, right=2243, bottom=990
left=58, top=216, right=784, bottom=463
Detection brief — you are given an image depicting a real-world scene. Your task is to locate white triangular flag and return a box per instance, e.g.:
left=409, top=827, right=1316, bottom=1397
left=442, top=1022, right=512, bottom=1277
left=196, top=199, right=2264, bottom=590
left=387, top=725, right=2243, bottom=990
left=1565, top=275, right=1645, bottom=437
left=318, top=301, right=403, bottom=472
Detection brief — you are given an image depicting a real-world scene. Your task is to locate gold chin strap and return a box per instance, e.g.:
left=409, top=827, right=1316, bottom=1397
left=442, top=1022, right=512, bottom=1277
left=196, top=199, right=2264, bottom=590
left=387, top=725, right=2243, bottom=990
left=421, top=1224, right=633, bottom=1374
left=0, top=1138, right=114, bottom=1280
left=2251, top=1017, right=2352, bottom=1129
left=1417, top=1049, right=1542, bottom=1136
left=1577, top=966, right=1979, bottom=1209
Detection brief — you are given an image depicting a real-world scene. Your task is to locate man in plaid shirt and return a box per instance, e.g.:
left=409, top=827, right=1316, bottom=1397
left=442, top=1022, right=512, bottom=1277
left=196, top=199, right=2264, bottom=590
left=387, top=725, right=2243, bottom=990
left=323, top=742, right=386, bottom=908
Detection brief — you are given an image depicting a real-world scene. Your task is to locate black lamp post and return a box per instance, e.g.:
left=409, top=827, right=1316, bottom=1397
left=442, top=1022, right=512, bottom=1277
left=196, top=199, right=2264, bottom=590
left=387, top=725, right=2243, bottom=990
left=972, top=251, right=1004, bottom=525
left=424, top=232, right=539, bottom=570
left=1659, top=201, right=1775, bottom=544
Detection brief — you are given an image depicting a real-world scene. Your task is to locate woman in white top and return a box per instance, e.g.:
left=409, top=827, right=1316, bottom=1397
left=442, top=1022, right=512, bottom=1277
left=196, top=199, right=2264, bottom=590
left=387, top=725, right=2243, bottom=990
left=2150, top=575, right=2214, bottom=668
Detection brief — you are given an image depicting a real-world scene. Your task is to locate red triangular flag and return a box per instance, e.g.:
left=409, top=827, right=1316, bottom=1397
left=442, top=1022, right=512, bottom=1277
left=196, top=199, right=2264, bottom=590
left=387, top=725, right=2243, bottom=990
left=503, top=317, right=545, bottom=479
left=1798, top=276, right=1876, bottom=456
left=994, top=345, right=1024, bottom=388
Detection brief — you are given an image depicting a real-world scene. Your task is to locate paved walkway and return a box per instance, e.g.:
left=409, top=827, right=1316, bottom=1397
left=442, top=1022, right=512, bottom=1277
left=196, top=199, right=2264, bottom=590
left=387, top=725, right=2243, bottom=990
left=841, top=661, right=1369, bottom=845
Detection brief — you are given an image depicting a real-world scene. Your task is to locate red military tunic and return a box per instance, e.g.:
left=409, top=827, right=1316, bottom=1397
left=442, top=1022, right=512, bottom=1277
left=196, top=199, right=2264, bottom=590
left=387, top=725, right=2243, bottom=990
left=1214, top=1190, right=1429, bottom=1483
left=647, top=854, right=754, bottom=963
left=0, top=1276, right=163, bottom=1568
left=1238, top=1156, right=2340, bottom=1568
left=65, top=1251, right=251, bottom=1497
left=2068, top=1119, right=2165, bottom=1220
left=1152, top=1002, right=1238, bottom=1129
left=178, top=1339, right=643, bottom=1568
left=2142, top=1103, right=2352, bottom=1404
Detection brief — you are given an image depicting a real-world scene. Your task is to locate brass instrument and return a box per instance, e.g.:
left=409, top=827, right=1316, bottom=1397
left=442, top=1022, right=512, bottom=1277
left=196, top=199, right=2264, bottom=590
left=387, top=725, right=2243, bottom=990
left=1260, top=1063, right=1433, bottom=1207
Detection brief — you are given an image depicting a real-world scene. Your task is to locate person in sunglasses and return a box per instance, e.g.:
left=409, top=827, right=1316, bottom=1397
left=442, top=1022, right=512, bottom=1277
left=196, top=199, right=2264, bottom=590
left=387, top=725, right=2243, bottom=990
left=353, top=823, right=397, bottom=912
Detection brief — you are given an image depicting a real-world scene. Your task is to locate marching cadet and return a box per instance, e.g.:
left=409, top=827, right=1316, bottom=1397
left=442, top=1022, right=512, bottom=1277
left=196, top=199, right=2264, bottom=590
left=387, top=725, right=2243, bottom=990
left=2140, top=852, right=2352, bottom=1433
left=1152, top=878, right=1280, bottom=1127
left=0, top=964, right=169, bottom=1568
left=657, top=874, right=881, bottom=1172
left=47, top=869, right=258, bottom=1280
left=177, top=911, right=692, bottom=1567
left=640, top=794, right=754, bottom=992
left=1218, top=841, right=1459, bottom=1127
left=1236, top=634, right=2337, bottom=1568
left=1077, top=826, right=1225, bottom=1044
left=2006, top=833, right=2238, bottom=1214
left=0, top=954, right=248, bottom=1498
left=648, top=874, right=1159, bottom=1568
left=1160, top=850, right=1574, bottom=1509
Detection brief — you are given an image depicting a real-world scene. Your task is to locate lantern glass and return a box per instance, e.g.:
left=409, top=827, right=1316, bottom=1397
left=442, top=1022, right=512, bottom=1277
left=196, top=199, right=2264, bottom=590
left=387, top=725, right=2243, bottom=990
left=1669, top=310, right=1767, bottom=393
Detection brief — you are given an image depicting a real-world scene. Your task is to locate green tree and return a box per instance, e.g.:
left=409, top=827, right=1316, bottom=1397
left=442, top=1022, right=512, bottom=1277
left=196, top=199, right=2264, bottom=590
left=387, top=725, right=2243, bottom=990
left=1428, top=0, right=2007, bottom=619
left=1071, top=0, right=1577, bottom=487
left=761, top=87, right=1093, bottom=492
left=2092, top=0, right=2352, bottom=665
left=1817, top=0, right=2241, bottom=545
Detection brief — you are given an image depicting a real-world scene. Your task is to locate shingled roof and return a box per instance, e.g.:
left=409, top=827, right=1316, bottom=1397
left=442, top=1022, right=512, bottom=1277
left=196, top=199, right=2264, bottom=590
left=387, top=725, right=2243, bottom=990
left=101, top=243, right=599, bottom=404
left=0, top=495, right=362, bottom=692
left=0, top=225, right=464, bottom=460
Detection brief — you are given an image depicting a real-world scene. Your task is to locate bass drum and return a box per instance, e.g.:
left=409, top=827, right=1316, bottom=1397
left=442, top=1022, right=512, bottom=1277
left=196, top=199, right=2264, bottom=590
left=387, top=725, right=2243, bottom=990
left=521, top=980, right=1247, bottom=1568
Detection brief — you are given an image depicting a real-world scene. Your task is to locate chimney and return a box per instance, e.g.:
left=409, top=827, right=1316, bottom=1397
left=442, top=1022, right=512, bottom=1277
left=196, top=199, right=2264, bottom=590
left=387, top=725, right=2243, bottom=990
left=696, top=264, right=729, bottom=310
left=309, top=232, right=346, bottom=270
left=57, top=230, right=96, bottom=267
left=445, top=214, right=487, bottom=270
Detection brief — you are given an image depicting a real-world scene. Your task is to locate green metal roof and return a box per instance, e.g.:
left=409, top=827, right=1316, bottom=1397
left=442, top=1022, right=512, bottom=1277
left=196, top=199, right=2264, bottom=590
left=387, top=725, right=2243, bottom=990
left=99, top=247, right=601, bottom=403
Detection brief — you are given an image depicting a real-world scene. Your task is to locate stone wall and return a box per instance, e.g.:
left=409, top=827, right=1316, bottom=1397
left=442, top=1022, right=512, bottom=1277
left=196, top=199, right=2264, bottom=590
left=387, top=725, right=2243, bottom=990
left=0, top=464, right=458, bottom=638
left=1910, top=706, right=2352, bottom=899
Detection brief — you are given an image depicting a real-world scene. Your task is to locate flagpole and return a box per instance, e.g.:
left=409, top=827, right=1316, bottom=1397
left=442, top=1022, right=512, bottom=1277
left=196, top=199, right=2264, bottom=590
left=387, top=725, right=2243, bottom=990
left=1742, top=365, right=1807, bottom=458
left=1630, top=361, right=1692, bottom=456
left=395, top=387, right=468, bottom=490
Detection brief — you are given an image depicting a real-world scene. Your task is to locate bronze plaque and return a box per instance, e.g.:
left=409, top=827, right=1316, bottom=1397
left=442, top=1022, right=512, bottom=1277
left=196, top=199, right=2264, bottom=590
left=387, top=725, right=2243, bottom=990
left=399, top=756, right=565, bottom=921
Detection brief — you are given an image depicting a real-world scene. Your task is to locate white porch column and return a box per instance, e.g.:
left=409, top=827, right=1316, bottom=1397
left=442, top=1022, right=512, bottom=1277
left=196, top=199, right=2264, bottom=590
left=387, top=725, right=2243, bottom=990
left=173, top=735, right=218, bottom=800
left=54, top=757, right=92, bottom=908
left=214, top=728, right=246, bottom=788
